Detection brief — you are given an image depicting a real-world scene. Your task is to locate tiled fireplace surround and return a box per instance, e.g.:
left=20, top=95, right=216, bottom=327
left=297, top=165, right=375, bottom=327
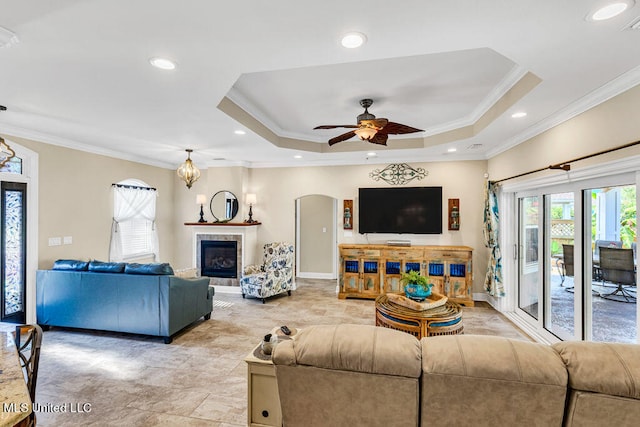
left=196, top=233, right=243, bottom=286
left=190, top=224, right=260, bottom=287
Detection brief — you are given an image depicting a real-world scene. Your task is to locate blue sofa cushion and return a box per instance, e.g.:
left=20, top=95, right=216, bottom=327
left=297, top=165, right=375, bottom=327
left=125, top=262, right=174, bottom=275
left=52, top=259, right=89, bottom=271
left=88, top=260, right=126, bottom=273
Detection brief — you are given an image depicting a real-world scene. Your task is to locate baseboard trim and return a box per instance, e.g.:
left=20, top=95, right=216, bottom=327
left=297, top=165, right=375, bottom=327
left=501, top=312, right=554, bottom=345
left=297, top=272, right=336, bottom=280
left=213, top=285, right=242, bottom=294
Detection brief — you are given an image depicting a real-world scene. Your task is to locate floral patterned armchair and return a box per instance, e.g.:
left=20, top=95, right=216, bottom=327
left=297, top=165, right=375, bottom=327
left=240, top=242, right=295, bottom=303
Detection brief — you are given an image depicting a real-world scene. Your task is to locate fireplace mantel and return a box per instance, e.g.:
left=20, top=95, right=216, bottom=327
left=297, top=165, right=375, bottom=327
left=184, top=222, right=261, bottom=227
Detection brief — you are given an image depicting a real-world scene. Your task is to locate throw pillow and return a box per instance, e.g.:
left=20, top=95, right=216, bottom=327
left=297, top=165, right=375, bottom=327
left=88, top=260, right=126, bottom=273
left=52, top=259, right=89, bottom=271
left=174, top=268, right=199, bottom=278
left=124, top=263, right=174, bottom=275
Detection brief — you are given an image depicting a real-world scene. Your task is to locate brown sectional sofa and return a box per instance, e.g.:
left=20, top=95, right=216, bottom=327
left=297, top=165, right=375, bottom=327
left=272, top=324, right=640, bottom=427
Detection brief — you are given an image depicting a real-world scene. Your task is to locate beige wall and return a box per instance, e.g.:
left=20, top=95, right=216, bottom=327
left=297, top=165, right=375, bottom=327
left=299, top=195, right=335, bottom=274
left=488, top=83, right=640, bottom=182
left=170, top=161, right=490, bottom=292
left=250, top=161, right=489, bottom=292
left=4, top=135, right=177, bottom=270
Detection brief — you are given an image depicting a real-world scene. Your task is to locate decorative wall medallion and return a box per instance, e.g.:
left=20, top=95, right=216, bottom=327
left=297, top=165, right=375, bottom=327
left=369, top=163, right=427, bottom=185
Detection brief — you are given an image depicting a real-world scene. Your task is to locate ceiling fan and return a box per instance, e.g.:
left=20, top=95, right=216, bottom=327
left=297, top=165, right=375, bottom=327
left=314, top=99, right=423, bottom=146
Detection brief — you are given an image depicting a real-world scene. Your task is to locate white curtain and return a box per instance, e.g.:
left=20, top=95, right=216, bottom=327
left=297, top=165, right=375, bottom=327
left=109, top=185, right=159, bottom=261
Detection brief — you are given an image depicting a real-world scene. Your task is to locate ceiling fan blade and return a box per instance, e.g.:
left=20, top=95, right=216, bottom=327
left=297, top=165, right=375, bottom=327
left=328, top=130, right=357, bottom=146
left=378, top=122, right=423, bottom=135
left=314, top=125, right=359, bottom=130
left=370, top=133, right=388, bottom=145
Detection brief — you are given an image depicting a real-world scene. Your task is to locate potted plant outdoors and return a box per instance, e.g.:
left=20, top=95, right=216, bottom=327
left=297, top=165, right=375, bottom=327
left=400, top=270, right=434, bottom=301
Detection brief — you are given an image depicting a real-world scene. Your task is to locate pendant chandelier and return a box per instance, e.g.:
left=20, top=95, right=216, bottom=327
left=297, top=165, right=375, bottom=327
left=0, top=105, right=16, bottom=167
left=176, top=149, right=201, bottom=189
left=0, top=135, right=15, bottom=167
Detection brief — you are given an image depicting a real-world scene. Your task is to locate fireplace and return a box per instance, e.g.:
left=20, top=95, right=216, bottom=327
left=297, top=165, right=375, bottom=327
left=201, top=240, right=238, bottom=278
left=195, top=232, right=245, bottom=286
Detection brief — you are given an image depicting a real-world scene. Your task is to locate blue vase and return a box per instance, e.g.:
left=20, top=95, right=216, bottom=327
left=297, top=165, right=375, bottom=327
left=404, top=283, right=434, bottom=301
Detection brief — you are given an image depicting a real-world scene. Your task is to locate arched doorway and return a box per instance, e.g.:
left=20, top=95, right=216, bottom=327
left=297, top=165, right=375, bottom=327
left=295, top=195, right=337, bottom=279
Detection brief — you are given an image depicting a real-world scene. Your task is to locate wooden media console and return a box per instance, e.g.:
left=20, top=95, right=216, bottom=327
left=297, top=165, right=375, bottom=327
left=338, top=244, right=474, bottom=306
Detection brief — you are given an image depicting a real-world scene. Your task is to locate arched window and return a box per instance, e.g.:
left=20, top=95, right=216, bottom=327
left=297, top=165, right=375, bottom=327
left=109, top=179, right=159, bottom=262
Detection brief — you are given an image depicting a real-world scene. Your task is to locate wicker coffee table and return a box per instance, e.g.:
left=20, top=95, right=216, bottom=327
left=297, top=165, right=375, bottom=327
left=375, top=294, right=463, bottom=339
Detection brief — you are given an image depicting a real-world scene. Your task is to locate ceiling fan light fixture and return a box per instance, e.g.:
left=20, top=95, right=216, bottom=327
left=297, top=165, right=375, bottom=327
left=341, top=32, right=367, bottom=48
left=354, top=127, right=377, bottom=141
left=588, top=1, right=633, bottom=21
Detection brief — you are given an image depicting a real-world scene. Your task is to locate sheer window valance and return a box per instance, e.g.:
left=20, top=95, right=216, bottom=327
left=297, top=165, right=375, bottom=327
left=109, top=181, right=159, bottom=262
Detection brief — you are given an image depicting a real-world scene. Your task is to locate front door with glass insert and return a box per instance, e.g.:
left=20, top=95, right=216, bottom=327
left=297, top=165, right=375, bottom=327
left=1, top=182, right=27, bottom=323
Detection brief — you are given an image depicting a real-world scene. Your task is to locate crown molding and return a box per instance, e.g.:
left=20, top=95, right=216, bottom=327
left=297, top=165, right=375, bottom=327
left=226, top=88, right=327, bottom=143
left=0, top=122, right=176, bottom=169
left=423, top=65, right=528, bottom=137
left=486, top=64, right=640, bottom=159
left=240, top=151, right=487, bottom=169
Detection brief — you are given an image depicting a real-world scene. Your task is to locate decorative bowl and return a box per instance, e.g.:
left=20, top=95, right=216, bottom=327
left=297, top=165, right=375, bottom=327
left=404, top=283, right=434, bottom=301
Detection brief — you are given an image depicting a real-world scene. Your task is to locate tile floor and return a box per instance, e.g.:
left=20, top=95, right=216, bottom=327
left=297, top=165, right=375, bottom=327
left=11, top=279, right=530, bottom=426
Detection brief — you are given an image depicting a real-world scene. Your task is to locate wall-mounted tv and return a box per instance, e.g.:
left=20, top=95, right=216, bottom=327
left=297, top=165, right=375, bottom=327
left=358, top=187, right=442, bottom=234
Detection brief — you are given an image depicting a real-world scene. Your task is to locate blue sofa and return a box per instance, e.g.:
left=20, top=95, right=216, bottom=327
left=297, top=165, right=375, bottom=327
left=36, top=261, right=214, bottom=343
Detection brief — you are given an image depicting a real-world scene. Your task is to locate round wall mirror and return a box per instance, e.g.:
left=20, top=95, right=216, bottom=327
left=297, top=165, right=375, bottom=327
left=209, top=191, right=239, bottom=222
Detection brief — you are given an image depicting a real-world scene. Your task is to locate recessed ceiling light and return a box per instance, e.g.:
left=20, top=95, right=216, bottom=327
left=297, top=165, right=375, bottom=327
left=367, top=152, right=377, bottom=156
left=234, top=130, right=246, bottom=135
left=294, top=155, right=302, bottom=159
left=149, top=57, right=177, bottom=70
left=588, top=1, right=633, bottom=21
left=511, top=111, right=527, bottom=118
left=341, top=32, right=367, bottom=48
left=447, top=148, right=457, bottom=153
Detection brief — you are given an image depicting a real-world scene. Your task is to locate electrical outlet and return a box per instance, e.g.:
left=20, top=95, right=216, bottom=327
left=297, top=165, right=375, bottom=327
left=48, top=237, right=62, bottom=246
left=63, top=236, right=73, bottom=245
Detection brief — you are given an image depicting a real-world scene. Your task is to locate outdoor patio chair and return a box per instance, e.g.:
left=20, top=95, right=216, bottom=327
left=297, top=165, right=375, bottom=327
left=559, top=244, right=574, bottom=289
left=594, top=240, right=623, bottom=257
left=599, top=247, right=636, bottom=303
left=593, top=240, right=623, bottom=282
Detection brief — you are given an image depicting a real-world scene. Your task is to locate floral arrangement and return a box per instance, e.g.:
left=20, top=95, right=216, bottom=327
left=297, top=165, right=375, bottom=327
left=400, top=270, right=433, bottom=301
left=400, top=270, right=429, bottom=286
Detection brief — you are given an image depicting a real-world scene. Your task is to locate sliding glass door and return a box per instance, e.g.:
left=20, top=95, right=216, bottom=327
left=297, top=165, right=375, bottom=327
left=585, top=185, right=637, bottom=343
left=518, top=196, right=540, bottom=320
left=515, top=178, right=637, bottom=343
left=544, top=192, right=576, bottom=341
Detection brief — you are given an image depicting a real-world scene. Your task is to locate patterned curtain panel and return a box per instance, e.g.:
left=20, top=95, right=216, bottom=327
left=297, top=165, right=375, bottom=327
left=483, top=181, right=505, bottom=297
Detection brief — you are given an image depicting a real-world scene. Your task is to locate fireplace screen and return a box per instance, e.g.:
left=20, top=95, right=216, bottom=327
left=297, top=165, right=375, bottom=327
left=201, top=240, right=238, bottom=278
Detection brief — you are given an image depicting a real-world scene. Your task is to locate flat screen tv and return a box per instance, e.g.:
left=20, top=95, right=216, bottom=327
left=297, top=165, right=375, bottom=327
left=358, top=187, right=442, bottom=234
